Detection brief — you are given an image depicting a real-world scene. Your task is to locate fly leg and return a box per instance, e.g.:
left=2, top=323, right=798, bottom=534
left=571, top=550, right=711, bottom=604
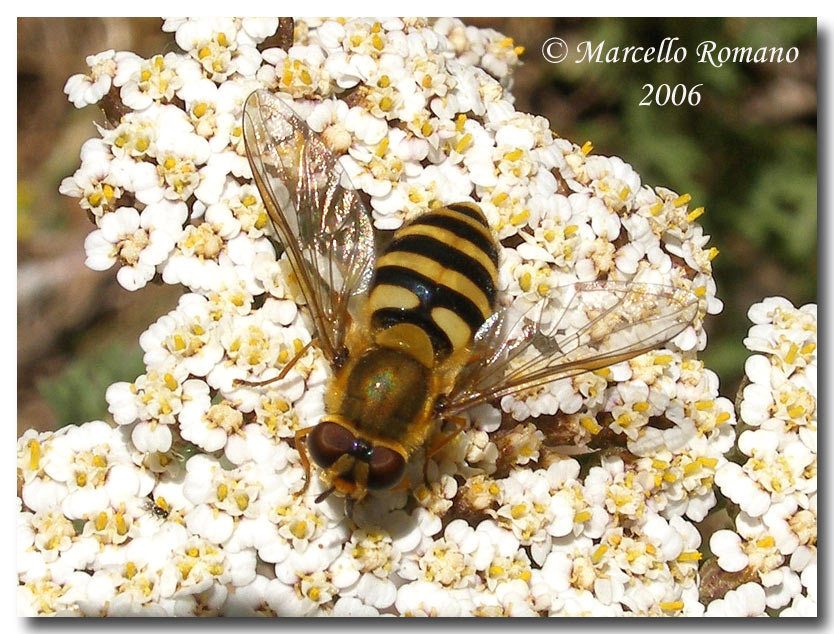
left=233, top=338, right=317, bottom=388
left=293, top=425, right=316, bottom=496
left=423, top=415, right=468, bottom=484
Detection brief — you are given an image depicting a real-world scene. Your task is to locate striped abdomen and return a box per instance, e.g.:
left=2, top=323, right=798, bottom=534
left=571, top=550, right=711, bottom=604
left=368, top=202, right=499, bottom=364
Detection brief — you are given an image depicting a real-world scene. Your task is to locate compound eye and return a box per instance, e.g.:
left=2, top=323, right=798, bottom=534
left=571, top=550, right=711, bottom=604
left=308, top=421, right=355, bottom=468
left=367, top=446, right=406, bottom=490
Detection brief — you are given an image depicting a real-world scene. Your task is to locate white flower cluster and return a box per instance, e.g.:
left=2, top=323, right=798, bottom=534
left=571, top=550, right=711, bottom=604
left=707, top=297, right=817, bottom=616
left=18, top=16, right=799, bottom=617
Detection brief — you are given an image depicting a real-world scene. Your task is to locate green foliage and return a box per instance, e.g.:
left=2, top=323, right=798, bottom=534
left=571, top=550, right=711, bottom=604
left=37, top=341, right=146, bottom=428
left=543, top=17, right=817, bottom=391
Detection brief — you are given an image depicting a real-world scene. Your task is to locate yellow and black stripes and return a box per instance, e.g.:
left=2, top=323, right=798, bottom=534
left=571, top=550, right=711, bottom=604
left=369, top=203, right=499, bottom=362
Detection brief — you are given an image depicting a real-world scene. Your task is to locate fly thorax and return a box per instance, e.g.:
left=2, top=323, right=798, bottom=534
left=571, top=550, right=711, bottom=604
left=339, top=347, right=430, bottom=443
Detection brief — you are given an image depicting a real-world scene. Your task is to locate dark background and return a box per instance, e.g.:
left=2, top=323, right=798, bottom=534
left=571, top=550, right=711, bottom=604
left=17, top=17, right=817, bottom=436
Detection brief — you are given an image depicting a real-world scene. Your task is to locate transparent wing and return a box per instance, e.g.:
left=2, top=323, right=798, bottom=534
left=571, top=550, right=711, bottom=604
left=243, top=90, right=376, bottom=362
left=442, top=281, right=699, bottom=415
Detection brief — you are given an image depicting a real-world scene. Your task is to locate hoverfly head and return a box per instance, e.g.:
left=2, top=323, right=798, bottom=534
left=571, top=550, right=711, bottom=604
left=307, top=418, right=406, bottom=501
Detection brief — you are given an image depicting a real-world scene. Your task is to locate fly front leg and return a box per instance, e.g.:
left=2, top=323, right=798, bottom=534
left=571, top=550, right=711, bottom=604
left=234, top=338, right=317, bottom=388
left=293, top=425, right=316, bottom=496
left=423, top=415, right=468, bottom=484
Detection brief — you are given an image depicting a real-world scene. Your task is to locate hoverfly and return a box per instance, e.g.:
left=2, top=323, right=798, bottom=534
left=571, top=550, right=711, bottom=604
left=241, top=90, right=699, bottom=505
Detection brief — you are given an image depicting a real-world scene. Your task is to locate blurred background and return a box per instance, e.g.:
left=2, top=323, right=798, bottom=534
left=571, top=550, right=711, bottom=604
left=17, top=17, right=817, bottom=437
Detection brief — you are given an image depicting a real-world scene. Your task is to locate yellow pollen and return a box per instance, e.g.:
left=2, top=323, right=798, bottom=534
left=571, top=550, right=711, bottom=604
left=564, top=224, right=579, bottom=237
left=216, top=32, right=228, bottom=47
left=488, top=483, right=500, bottom=496
left=591, top=544, right=608, bottom=563
left=619, top=186, right=631, bottom=200
left=27, top=439, right=41, bottom=470
left=293, top=338, right=304, bottom=353
left=698, top=457, right=718, bottom=468
left=376, top=137, right=389, bottom=157
left=492, top=192, right=508, bottom=205
left=236, top=493, right=249, bottom=511
left=178, top=562, right=194, bottom=578
left=673, top=193, right=692, bottom=207
left=510, top=504, right=527, bottom=519
left=208, top=564, right=224, bottom=576
left=291, top=520, right=308, bottom=539
left=756, top=536, right=775, bottom=549
left=173, top=334, right=186, bottom=351
left=164, top=373, right=178, bottom=390
left=277, top=350, right=289, bottom=363
left=653, top=354, right=673, bottom=365
left=519, top=272, right=532, bottom=293
left=163, top=157, right=177, bottom=170
left=372, top=34, right=384, bottom=50
left=694, top=286, right=707, bottom=297
left=76, top=472, right=87, bottom=487
left=663, top=472, right=678, bottom=483
left=371, top=22, right=381, bottom=33
left=677, top=551, right=702, bottom=562
left=785, top=344, right=799, bottom=364
left=186, top=546, right=199, bottom=558
left=514, top=46, right=525, bottom=55
left=633, top=401, right=649, bottom=413
left=422, top=75, right=433, bottom=88
left=683, top=462, right=700, bottom=476
left=652, top=459, right=669, bottom=469
left=650, top=201, right=664, bottom=216
left=510, top=209, right=529, bottom=225
left=537, top=283, right=550, bottom=296
left=115, top=513, right=128, bottom=535
left=124, top=561, right=138, bottom=579
left=455, top=133, right=473, bottom=153
left=379, top=96, right=393, bottom=111
left=580, top=140, right=593, bottom=155
left=300, top=70, right=312, bottom=85
left=608, top=534, right=621, bottom=546
left=95, top=512, right=108, bottom=531
left=456, top=113, right=467, bottom=132
left=708, top=247, right=720, bottom=261
left=140, top=70, right=152, bottom=82
left=715, top=411, right=731, bottom=423
left=686, top=206, right=705, bottom=222
left=660, top=601, right=683, bottom=612
left=489, top=565, right=505, bottom=577
left=193, top=102, right=208, bottom=118
left=504, top=149, right=523, bottom=161
left=788, top=405, right=805, bottom=418
left=308, top=587, right=321, bottom=601
left=645, top=543, right=656, bottom=555
left=801, top=342, right=816, bottom=355
left=216, top=483, right=228, bottom=501
left=579, top=416, right=602, bottom=435
left=420, top=121, right=433, bottom=136
left=574, top=510, right=591, bottom=523
left=695, top=400, right=714, bottom=411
